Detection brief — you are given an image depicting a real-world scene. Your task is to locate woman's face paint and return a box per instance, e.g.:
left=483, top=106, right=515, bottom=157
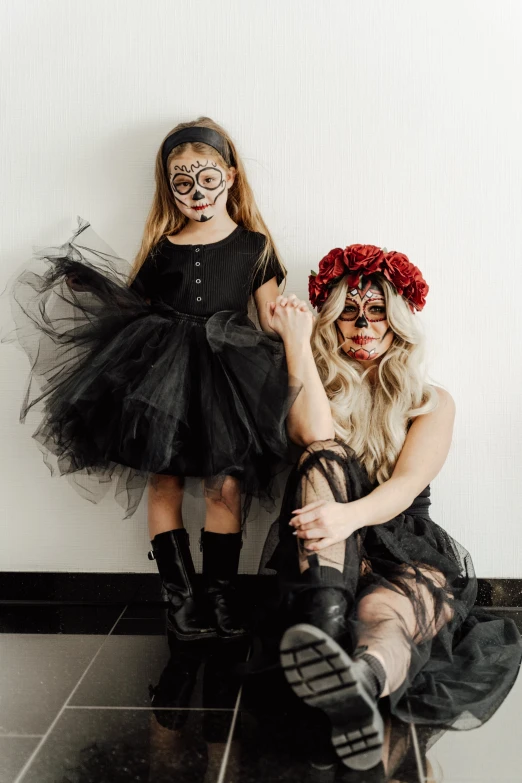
left=168, top=154, right=234, bottom=223
left=335, top=279, right=393, bottom=363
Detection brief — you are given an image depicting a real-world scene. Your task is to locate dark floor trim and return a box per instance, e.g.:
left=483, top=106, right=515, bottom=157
left=0, top=573, right=520, bottom=607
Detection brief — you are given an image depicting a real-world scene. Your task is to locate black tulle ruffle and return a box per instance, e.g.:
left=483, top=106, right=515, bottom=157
left=3, top=218, right=300, bottom=519
left=258, top=441, right=522, bottom=731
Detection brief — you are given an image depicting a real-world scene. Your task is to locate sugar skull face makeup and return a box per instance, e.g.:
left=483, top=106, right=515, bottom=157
left=168, top=155, right=234, bottom=223
left=336, top=278, right=393, bottom=363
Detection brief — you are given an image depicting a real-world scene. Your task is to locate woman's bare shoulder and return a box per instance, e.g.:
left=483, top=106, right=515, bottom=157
left=432, top=385, right=456, bottom=412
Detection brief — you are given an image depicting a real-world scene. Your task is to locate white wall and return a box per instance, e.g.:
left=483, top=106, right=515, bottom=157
left=1, top=0, right=521, bottom=576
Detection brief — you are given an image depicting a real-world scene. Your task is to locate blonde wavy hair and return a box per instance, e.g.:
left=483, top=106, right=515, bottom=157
left=312, top=273, right=438, bottom=483
left=129, top=116, right=285, bottom=286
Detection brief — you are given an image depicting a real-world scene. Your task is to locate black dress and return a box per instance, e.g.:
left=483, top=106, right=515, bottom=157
left=258, top=440, right=522, bottom=730
left=6, top=217, right=300, bottom=519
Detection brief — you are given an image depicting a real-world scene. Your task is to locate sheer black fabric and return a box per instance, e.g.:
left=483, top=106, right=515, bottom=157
left=3, top=218, right=299, bottom=519
left=259, top=441, right=522, bottom=730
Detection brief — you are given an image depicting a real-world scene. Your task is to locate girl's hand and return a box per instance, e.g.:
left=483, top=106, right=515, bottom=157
left=267, top=294, right=315, bottom=343
left=289, top=499, right=361, bottom=550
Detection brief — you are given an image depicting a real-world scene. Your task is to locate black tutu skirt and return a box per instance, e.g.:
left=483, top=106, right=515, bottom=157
left=257, top=441, right=522, bottom=730
left=4, top=218, right=300, bottom=519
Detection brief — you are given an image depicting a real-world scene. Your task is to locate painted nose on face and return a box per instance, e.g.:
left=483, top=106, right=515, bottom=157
left=355, top=314, right=369, bottom=328
left=193, top=190, right=205, bottom=201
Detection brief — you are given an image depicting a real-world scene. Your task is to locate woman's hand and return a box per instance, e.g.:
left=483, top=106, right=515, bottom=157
left=289, top=499, right=361, bottom=550
left=267, top=294, right=315, bottom=344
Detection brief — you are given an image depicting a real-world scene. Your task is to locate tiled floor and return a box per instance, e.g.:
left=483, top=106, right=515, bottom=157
left=0, top=604, right=521, bottom=783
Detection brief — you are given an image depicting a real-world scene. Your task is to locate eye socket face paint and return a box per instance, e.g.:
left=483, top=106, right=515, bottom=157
left=168, top=156, right=230, bottom=223
left=335, top=278, right=394, bottom=364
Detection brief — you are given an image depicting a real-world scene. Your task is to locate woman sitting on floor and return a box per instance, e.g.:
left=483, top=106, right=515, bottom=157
left=261, top=244, right=522, bottom=772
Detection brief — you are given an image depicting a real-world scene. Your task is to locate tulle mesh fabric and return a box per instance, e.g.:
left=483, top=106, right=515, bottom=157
left=259, top=440, right=522, bottom=730
left=2, top=218, right=300, bottom=520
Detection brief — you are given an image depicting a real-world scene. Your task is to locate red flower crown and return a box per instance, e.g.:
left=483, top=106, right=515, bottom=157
left=309, top=244, right=428, bottom=312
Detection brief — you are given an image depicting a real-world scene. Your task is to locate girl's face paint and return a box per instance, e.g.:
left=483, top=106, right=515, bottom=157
left=168, top=154, right=235, bottom=223
left=335, top=279, right=393, bottom=364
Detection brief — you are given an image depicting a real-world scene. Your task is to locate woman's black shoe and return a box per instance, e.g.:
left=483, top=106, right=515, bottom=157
left=148, top=528, right=216, bottom=641
left=200, top=529, right=249, bottom=639
left=280, top=623, right=384, bottom=771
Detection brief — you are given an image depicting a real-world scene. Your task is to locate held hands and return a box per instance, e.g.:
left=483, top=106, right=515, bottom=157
left=267, top=294, right=315, bottom=343
left=289, top=500, right=361, bottom=551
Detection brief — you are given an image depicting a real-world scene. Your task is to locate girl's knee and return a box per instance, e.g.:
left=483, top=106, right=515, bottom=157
left=149, top=474, right=184, bottom=498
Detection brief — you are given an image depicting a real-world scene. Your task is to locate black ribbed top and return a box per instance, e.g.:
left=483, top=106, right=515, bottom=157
left=129, top=225, right=284, bottom=316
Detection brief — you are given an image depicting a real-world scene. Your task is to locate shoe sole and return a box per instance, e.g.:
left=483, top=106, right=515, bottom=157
left=280, top=623, right=384, bottom=771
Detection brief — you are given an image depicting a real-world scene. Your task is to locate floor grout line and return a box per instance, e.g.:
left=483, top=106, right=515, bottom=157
left=12, top=604, right=129, bottom=783
left=216, top=685, right=242, bottom=783
left=216, top=644, right=251, bottom=783
left=409, top=722, right=425, bottom=782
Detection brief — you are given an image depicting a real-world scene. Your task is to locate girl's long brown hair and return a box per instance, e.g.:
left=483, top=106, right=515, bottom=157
left=129, top=116, right=285, bottom=286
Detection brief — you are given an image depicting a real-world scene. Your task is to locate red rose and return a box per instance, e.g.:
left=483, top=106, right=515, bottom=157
left=403, top=277, right=429, bottom=311
left=345, top=244, right=384, bottom=274
left=346, top=271, right=363, bottom=291
left=381, top=252, right=414, bottom=295
left=381, top=251, right=428, bottom=310
left=315, top=247, right=346, bottom=286
left=308, top=274, right=328, bottom=308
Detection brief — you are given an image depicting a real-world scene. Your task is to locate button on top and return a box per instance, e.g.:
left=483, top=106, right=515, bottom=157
left=194, top=248, right=200, bottom=253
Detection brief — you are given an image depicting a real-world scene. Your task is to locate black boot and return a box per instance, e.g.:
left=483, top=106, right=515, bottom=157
left=148, top=529, right=216, bottom=641
left=286, top=560, right=354, bottom=647
left=200, top=529, right=248, bottom=640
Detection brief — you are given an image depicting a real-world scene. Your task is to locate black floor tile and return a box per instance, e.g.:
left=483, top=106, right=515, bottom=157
left=0, top=604, right=124, bottom=634
left=0, top=635, right=105, bottom=735
left=224, top=706, right=420, bottom=782
left=0, top=737, right=41, bottom=783
left=20, top=708, right=232, bottom=783
left=121, top=603, right=166, bottom=619
left=112, top=617, right=167, bottom=635
left=70, top=633, right=249, bottom=710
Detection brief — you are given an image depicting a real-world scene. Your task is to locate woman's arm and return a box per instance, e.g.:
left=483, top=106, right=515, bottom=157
left=267, top=296, right=335, bottom=446
left=291, top=387, right=456, bottom=549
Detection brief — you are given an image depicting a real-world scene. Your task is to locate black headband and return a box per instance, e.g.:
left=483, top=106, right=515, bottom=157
left=161, top=127, right=232, bottom=175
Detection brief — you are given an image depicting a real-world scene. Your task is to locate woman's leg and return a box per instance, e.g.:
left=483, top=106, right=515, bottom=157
left=295, top=441, right=349, bottom=574
left=148, top=475, right=185, bottom=539
left=356, top=566, right=455, bottom=697
left=282, top=440, right=361, bottom=641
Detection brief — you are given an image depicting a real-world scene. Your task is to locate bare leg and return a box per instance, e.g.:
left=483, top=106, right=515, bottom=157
left=204, top=475, right=241, bottom=533
left=148, top=475, right=184, bottom=539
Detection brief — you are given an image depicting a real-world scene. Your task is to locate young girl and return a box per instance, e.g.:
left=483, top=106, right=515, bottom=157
left=8, top=117, right=300, bottom=641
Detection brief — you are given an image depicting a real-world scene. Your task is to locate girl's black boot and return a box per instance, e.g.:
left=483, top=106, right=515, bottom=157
left=200, top=529, right=248, bottom=639
left=148, top=528, right=216, bottom=641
